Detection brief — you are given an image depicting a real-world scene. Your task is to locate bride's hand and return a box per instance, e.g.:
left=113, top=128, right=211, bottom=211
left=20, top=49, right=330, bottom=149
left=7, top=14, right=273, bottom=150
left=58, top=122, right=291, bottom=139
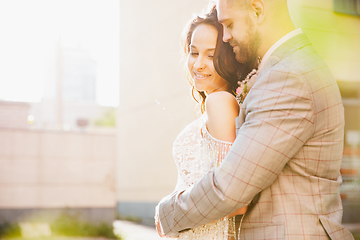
left=227, top=206, right=247, bottom=218
left=209, top=206, right=247, bottom=223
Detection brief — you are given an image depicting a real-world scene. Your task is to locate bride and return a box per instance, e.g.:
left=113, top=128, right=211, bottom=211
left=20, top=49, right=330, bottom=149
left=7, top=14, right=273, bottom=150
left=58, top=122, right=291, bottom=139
left=155, top=6, right=257, bottom=239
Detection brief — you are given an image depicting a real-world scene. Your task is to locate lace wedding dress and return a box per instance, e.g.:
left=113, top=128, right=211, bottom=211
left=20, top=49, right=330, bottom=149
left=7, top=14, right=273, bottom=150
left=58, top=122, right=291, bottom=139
left=172, top=113, right=236, bottom=240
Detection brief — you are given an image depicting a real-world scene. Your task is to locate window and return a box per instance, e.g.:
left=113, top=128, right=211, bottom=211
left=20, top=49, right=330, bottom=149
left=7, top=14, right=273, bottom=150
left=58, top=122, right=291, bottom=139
left=334, top=0, right=360, bottom=16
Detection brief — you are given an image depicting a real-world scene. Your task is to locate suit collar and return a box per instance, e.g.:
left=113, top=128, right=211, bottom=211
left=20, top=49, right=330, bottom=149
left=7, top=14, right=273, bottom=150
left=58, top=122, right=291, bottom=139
left=257, top=33, right=312, bottom=77
left=259, top=29, right=303, bottom=70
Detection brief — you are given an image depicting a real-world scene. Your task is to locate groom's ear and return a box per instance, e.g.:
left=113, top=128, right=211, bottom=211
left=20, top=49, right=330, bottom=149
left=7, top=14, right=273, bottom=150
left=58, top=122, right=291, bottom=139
left=250, top=0, right=265, bottom=24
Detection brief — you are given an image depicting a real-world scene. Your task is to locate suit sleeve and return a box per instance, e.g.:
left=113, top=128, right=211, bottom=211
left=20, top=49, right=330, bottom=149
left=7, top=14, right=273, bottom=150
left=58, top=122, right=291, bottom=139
left=158, top=70, right=315, bottom=237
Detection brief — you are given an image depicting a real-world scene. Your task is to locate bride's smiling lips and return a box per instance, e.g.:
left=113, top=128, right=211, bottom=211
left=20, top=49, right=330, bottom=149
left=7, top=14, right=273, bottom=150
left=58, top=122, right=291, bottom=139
left=193, top=72, right=212, bottom=80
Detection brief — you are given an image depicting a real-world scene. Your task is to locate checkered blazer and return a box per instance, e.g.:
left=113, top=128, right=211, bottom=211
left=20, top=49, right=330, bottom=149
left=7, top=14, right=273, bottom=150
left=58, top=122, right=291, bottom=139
left=158, top=33, right=354, bottom=239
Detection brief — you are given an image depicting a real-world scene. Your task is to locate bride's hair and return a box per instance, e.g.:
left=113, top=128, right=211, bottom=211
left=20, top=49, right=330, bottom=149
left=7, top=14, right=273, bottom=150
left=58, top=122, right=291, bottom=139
left=181, top=5, right=255, bottom=113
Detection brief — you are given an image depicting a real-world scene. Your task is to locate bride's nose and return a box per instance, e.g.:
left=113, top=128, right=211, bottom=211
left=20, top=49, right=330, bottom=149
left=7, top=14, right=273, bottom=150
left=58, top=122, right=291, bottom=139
left=193, top=56, right=206, bottom=70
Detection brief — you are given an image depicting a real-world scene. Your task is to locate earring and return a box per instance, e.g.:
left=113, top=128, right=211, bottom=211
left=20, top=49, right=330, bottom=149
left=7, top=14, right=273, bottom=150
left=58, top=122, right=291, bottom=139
left=257, top=56, right=261, bottom=66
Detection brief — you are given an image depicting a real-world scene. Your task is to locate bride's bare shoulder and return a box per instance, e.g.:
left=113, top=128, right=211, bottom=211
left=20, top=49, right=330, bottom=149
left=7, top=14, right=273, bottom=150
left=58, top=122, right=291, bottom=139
left=205, top=91, right=239, bottom=114
left=205, top=91, right=239, bottom=142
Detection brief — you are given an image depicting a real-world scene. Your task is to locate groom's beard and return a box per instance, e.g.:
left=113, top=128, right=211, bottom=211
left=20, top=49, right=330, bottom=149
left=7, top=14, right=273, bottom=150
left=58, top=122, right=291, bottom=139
left=231, top=16, right=261, bottom=64
left=232, top=30, right=261, bottom=64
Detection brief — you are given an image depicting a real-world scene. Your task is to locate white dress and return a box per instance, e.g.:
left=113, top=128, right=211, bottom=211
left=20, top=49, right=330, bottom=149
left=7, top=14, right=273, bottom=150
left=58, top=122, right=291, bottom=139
left=172, top=113, right=236, bottom=240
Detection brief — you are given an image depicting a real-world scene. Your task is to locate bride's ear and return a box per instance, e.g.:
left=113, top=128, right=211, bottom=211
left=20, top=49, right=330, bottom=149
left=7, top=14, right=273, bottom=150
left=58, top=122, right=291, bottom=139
left=250, top=0, right=265, bottom=24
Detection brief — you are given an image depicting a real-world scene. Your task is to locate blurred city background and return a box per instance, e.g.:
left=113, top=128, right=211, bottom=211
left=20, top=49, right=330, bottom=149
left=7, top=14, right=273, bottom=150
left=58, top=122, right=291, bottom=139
left=0, top=0, right=359, bottom=239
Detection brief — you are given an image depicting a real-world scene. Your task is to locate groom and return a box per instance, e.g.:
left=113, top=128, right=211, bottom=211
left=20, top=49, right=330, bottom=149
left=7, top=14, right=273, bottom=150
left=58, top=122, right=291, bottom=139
left=156, top=0, right=354, bottom=239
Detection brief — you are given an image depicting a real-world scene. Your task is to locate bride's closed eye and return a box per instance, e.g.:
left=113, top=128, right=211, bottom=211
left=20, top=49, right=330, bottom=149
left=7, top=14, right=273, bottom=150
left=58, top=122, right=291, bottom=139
left=207, top=50, right=215, bottom=59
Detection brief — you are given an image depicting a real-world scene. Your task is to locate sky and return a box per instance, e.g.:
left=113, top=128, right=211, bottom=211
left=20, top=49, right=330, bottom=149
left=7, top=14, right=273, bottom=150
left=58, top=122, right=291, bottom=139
left=0, top=0, right=119, bottom=107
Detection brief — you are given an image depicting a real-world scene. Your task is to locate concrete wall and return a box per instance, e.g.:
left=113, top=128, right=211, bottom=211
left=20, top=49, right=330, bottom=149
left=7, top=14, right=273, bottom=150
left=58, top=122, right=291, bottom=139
left=117, top=0, right=209, bottom=223
left=0, top=101, right=30, bottom=129
left=0, top=128, right=116, bottom=223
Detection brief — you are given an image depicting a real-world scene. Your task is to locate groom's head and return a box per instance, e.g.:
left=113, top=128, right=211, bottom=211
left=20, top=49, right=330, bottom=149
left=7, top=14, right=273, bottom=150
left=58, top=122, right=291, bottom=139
left=217, top=0, right=295, bottom=64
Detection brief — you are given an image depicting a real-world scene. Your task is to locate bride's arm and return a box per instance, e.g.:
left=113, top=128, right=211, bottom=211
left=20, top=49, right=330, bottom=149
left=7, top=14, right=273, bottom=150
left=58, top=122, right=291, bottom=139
left=205, top=91, right=248, bottom=217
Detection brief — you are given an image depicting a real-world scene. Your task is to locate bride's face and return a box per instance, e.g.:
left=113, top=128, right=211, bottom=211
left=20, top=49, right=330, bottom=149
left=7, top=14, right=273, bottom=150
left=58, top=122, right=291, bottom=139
left=187, top=24, right=228, bottom=95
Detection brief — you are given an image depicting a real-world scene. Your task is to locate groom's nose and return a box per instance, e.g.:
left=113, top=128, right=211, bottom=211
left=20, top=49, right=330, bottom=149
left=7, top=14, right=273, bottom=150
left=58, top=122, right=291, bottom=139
left=223, top=29, right=231, bottom=43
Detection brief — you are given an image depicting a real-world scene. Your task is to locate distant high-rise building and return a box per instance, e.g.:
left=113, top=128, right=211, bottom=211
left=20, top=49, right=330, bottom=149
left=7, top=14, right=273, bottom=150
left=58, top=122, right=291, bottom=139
left=62, top=46, right=97, bottom=102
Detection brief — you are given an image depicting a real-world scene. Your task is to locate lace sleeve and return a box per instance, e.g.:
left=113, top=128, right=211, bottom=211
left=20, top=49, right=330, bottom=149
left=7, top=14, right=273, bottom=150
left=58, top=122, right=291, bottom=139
left=179, top=123, right=237, bottom=240
left=170, top=115, right=238, bottom=239
left=172, top=115, right=234, bottom=189
left=174, top=170, right=188, bottom=191
left=200, top=123, right=233, bottom=170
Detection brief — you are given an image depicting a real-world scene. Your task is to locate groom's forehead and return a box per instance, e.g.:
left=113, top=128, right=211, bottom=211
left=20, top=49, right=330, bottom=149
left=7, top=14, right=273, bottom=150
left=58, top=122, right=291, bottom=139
left=217, top=0, right=247, bottom=20
left=217, top=0, right=249, bottom=7
left=217, top=0, right=232, bottom=15
left=217, top=0, right=248, bottom=13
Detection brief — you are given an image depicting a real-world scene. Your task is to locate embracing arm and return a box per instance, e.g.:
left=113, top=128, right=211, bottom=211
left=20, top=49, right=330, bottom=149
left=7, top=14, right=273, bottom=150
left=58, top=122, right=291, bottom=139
left=205, top=92, right=248, bottom=219
left=157, top=72, right=315, bottom=237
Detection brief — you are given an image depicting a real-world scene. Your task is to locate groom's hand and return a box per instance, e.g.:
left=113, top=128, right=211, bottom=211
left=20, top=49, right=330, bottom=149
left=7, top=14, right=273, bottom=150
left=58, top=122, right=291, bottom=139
left=155, top=212, right=177, bottom=238
left=155, top=220, right=177, bottom=238
left=155, top=218, right=165, bottom=237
